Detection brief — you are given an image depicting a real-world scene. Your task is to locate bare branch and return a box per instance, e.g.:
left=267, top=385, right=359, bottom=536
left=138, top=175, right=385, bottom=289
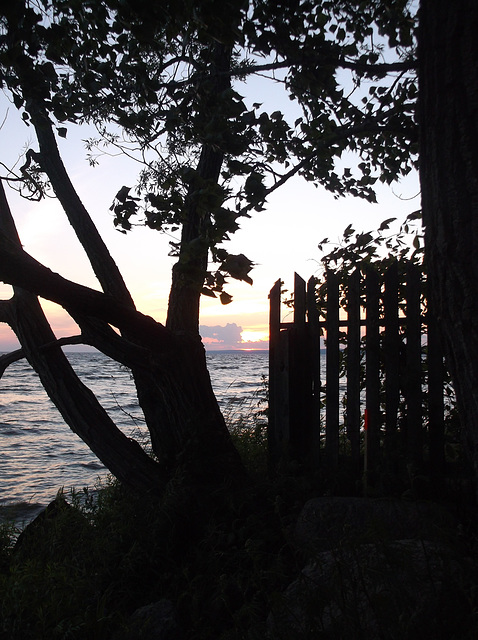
left=0, top=232, right=173, bottom=351
left=0, top=348, right=24, bottom=377
left=29, top=108, right=136, bottom=306
left=338, top=58, right=417, bottom=74
left=66, top=315, right=155, bottom=370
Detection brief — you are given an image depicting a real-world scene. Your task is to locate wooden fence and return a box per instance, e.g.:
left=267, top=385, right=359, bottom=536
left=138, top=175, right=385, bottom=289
left=268, top=263, right=450, bottom=490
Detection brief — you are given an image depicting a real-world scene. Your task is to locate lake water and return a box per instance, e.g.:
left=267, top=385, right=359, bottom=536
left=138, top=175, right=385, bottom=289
left=0, top=350, right=268, bottom=522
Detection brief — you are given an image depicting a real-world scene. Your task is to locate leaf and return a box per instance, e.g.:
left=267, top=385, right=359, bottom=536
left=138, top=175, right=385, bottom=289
left=220, top=253, right=254, bottom=284
left=378, top=217, right=396, bottom=231
left=115, top=186, right=131, bottom=203
left=201, top=288, right=217, bottom=298
left=220, top=292, right=233, bottom=305
left=57, top=127, right=68, bottom=138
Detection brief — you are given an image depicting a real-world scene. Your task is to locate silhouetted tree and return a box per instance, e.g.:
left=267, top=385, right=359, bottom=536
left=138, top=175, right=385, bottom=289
left=0, top=0, right=417, bottom=492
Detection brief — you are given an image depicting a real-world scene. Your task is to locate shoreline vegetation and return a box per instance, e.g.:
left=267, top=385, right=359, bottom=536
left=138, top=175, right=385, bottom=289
left=1, top=419, right=477, bottom=640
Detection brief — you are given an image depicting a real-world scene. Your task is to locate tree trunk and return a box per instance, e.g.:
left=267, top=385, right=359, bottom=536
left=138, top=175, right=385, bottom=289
left=418, top=0, right=478, bottom=481
left=166, top=142, right=225, bottom=333
left=166, top=42, right=231, bottom=334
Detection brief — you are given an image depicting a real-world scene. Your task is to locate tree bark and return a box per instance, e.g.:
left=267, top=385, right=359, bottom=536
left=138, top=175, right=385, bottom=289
left=418, top=0, right=478, bottom=480
left=166, top=143, right=225, bottom=333
left=166, top=43, right=232, bottom=333
left=30, top=112, right=136, bottom=307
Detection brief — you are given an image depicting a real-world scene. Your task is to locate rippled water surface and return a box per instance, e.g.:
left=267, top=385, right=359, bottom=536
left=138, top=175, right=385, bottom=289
left=0, top=350, right=268, bottom=520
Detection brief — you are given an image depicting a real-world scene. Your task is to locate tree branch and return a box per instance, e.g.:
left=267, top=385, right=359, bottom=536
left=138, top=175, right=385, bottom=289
left=0, top=231, right=173, bottom=351
left=236, top=103, right=414, bottom=217
left=66, top=315, right=156, bottom=370
left=0, top=298, right=15, bottom=326
left=338, top=58, right=417, bottom=74
left=0, top=348, right=24, bottom=377
left=230, top=57, right=416, bottom=78
left=29, top=108, right=136, bottom=306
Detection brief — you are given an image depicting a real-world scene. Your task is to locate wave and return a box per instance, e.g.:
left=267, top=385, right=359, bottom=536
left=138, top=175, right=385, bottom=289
left=0, top=350, right=269, bottom=507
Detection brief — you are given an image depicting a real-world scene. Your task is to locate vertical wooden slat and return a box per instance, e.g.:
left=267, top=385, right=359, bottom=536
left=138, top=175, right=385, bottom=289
left=427, top=294, right=445, bottom=477
left=294, top=272, right=306, bottom=326
left=289, top=274, right=310, bottom=465
left=365, top=267, right=381, bottom=475
left=346, top=268, right=361, bottom=469
left=307, top=276, right=321, bottom=467
left=268, top=279, right=282, bottom=468
left=383, top=261, right=401, bottom=462
left=325, top=269, right=340, bottom=466
left=276, top=330, right=290, bottom=461
left=406, top=262, right=422, bottom=465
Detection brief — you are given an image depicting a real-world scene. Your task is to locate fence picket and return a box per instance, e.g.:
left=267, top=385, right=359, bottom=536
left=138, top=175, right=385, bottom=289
left=383, top=261, right=401, bottom=460
left=325, top=269, right=340, bottom=466
left=406, top=262, right=422, bottom=465
left=365, top=267, right=381, bottom=474
left=307, top=276, right=321, bottom=466
left=346, top=268, right=361, bottom=468
left=289, top=274, right=311, bottom=464
left=268, top=279, right=282, bottom=467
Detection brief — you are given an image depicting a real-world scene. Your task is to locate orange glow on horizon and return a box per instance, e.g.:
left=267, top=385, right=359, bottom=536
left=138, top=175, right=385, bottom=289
left=240, top=329, right=269, bottom=343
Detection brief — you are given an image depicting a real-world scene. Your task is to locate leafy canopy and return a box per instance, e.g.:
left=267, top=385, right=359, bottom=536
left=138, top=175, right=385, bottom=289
left=0, top=0, right=418, bottom=299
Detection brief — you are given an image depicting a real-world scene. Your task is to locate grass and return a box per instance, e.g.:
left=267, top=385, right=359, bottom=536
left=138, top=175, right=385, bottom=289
left=1, top=421, right=477, bottom=640
left=0, top=425, right=297, bottom=640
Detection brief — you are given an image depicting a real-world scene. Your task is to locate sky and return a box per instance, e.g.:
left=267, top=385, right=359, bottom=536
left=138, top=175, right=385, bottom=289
left=0, top=86, right=420, bottom=352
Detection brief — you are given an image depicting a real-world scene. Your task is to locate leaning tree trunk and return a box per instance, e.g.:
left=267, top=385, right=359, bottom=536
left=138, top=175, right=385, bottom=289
left=418, top=0, right=478, bottom=482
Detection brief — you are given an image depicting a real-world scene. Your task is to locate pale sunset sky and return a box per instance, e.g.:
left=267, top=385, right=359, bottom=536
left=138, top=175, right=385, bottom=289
left=0, top=83, right=420, bottom=352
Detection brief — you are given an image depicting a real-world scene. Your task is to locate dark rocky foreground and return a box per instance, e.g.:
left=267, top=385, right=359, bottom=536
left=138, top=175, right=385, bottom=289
left=5, top=493, right=475, bottom=639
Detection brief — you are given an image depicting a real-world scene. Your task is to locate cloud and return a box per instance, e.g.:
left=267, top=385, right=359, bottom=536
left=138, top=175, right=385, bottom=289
left=200, top=323, right=243, bottom=349
left=200, top=323, right=269, bottom=350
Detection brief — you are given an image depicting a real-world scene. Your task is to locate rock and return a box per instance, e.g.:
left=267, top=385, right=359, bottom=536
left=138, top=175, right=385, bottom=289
left=12, top=494, right=91, bottom=562
left=117, top=600, right=179, bottom=640
left=294, top=497, right=458, bottom=552
left=268, top=539, right=471, bottom=639
left=268, top=497, right=470, bottom=638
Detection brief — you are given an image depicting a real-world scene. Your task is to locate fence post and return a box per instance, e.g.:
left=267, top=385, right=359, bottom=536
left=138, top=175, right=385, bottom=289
left=268, top=279, right=285, bottom=469
left=307, top=276, right=321, bottom=468
left=365, top=267, right=381, bottom=479
left=346, top=268, right=361, bottom=470
left=289, top=273, right=312, bottom=466
left=325, top=269, right=340, bottom=467
left=383, top=261, right=401, bottom=464
left=405, top=262, right=422, bottom=467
